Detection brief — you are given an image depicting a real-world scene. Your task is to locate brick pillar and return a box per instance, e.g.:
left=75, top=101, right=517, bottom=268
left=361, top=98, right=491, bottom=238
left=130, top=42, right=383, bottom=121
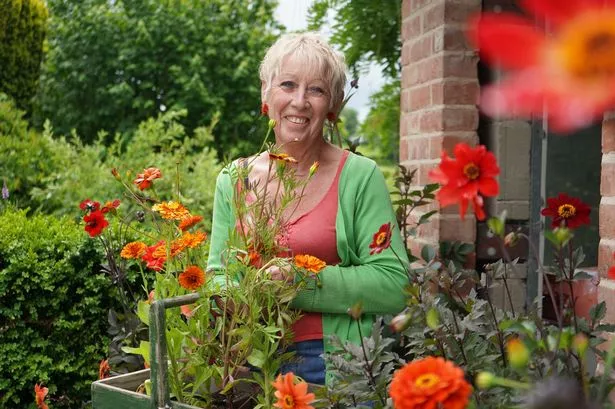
left=400, top=0, right=481, bottom=256
left=599, top=111, right=615, bottom=323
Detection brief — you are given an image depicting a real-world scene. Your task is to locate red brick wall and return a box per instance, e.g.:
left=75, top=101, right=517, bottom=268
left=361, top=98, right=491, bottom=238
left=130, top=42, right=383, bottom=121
left=400, top=0, right=481, bottom=256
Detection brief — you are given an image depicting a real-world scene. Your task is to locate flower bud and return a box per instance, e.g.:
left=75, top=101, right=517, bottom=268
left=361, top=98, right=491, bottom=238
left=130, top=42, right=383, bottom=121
left=347, top=301, right=363, bottom=320
left=572, top=333, right=589, bottom=357
left=390, top=311, right=412, bottom=332
left=268, top=119, right=277, bottom=129
left=475, top=372, right=495, bottom=390
left=309, top=161, right=319, bottom=178
left=504, top=232, right=519, bottom=247
left=426, top=307, right=439, bottom=330
left=111, top=168, right=120, bottom=180
left=506, top=337, right=530, bottom=370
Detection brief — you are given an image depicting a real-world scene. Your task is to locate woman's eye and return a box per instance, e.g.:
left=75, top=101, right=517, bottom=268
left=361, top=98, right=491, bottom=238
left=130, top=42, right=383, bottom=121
left=308, top=87, right=325, bottom=96
left=280, top=81, right=295, bottom=89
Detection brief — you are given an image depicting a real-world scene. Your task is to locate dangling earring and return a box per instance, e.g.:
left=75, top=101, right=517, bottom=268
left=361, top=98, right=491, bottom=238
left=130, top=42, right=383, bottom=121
left=327, top=112, right=336, bottom=122
left=261, top=103, right=269, bottom=116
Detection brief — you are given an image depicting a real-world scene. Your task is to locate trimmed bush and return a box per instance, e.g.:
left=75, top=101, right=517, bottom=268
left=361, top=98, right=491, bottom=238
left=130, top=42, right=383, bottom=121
left=0, top=207, right=112, bottom=408
left=0, top=0, right=48, bottom=113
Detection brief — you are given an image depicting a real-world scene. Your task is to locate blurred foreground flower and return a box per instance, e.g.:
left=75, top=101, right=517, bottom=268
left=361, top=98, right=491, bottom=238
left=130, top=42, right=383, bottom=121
left=429, top=143, right=499, bottom=221
left=541, top=193, right=590, bottom=229
left=469, top=0, right=615, bottom=132
left=99, top=359, right=111, bottom=380
left=272, top=372, right=315, bottom=409
left=389, top=356, right=472, bottom=409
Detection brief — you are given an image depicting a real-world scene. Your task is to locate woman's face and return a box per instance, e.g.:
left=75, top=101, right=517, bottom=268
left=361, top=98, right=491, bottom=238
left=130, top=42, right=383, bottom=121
left=265, top=55, right=331, bottom=146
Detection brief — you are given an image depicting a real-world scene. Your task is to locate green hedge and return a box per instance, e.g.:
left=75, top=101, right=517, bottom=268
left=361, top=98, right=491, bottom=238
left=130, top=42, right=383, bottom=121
left=0, top=0, right=48, bottom=114
left=0, top=208, right=112, bottom=408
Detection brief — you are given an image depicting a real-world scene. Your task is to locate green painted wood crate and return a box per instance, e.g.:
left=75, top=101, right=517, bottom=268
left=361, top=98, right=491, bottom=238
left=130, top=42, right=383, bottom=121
left=92, top=293, right=201, bottom=409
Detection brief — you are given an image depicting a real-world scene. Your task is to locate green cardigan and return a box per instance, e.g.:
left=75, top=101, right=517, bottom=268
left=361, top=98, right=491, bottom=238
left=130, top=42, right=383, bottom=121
left=206, top=151, right=410, bottom=378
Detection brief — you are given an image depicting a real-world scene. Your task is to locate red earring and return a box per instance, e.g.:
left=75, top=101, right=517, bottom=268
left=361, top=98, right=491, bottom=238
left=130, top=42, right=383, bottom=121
left=261, top=103, right=269, bottom=115
left=327, top=112, right=336, bottom=122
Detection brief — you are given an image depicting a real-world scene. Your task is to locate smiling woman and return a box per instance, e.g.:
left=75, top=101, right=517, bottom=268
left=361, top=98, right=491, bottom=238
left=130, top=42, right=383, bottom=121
left=206, top=32, right=410, bottom=387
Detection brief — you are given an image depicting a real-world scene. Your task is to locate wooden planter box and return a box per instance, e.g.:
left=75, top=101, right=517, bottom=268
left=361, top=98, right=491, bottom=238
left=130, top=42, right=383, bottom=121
left=92, top=294, right=204, bottom=409
left=92, top=369, right=196, bottom=409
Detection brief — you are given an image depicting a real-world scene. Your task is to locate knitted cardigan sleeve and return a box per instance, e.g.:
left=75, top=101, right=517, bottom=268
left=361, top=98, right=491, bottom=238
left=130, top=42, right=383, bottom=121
left=290, top=155, right=410, bottom=316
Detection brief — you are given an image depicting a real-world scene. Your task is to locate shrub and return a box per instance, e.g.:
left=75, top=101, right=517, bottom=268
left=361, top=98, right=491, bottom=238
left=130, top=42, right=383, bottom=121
left=0, top=207, right=112, bottom=408
left=0, top=0, right=48, bottom=114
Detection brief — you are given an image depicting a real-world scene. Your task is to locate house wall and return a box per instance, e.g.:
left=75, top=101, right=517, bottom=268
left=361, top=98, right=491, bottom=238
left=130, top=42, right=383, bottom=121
left=400, top=0, right=481, bottom=259
left=599, top=112, right=615, bottom=323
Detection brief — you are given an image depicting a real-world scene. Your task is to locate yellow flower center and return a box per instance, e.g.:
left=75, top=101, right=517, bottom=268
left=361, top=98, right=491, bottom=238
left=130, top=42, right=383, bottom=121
left=283, top=395, right=295, bottom=409
left=463, top=163, right=480, bottom=180
left=557, top=11, right=615, bottom=81
left=558, top=203, right=576, bottom=218
left=376, top=232, right=387, bottom=245
left=415, top=373, right=440, bottom=389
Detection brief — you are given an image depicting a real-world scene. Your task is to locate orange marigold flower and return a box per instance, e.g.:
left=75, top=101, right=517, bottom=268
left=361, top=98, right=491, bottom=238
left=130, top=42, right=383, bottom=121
left=34, top=384, right=49, bottom=409
left=179, top=215, right=203, bottom=231
left=369, top=222, right=392, bottom=255
left=268, top=152, right=298, bottom=163
left=177, top=230, right=207, bottom=249
left=133, top=167, right=162, bottom=190
left=428, top=143, right=499, bottom=221
left=99, top=359, right=111, bottom=380
left=178, top=265, right=206, bottom=290
left=152, top=201, right=191, bottom=220
left=120, top=241, right=148, bottom=259
left=170, top=239, right=188, bottom=257
left=389, top=356, right=472, bottom=409
left=294, top=254, right=326, bottom=274
left=272, top=372, right=315, bottom=409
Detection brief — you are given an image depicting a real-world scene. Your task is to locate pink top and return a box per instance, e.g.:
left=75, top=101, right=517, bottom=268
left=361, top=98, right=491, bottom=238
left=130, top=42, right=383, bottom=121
left=282, top=150, right=349, bottom=342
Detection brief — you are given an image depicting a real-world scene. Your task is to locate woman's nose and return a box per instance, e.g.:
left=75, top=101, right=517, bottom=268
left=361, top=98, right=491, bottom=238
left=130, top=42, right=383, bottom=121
left=290, top=87, right=309, bottom=108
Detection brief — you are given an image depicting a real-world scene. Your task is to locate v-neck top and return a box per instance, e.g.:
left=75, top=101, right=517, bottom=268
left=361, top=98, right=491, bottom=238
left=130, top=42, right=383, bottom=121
left=280, top=150, right=348, bottom=341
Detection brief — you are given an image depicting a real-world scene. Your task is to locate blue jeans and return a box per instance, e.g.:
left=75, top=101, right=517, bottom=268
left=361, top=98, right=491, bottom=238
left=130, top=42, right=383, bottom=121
left=280, top=339, right=326, bottom=385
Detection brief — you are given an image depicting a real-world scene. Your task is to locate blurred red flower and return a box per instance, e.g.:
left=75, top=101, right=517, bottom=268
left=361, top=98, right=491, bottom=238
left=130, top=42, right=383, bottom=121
left=83, top=210, right=109, bottom=237
left=429, top=143, right=499, bottom=221
left=141, top=241, right=166, bottom=271
left=99, top=359, right=111, bottom=380
left=468, top=0, right=615, bottom=132
left=541, top=193, right=591, bottom=229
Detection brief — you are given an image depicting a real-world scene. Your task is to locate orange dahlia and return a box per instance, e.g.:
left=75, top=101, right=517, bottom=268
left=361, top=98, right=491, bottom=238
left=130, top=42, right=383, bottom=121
left=179, top=265, right=206, bottom=290
left=179, top=215, right=203, bottom=231
left=389, top=356, right=472, bottom=409
left=99, top=359, right=111, bottom=380
left=294, top=254, right=326, bottom=274
left=133, top=167, right=162, bottom=190
left=152, top=201, right=191, bottom=220
left=34, top=384, right=49, bottom=409
left=272, top=372, right=315, bottom=409
left=120, top=241, right=148, bottom=259
left=469, top=0, right=615, bottom=132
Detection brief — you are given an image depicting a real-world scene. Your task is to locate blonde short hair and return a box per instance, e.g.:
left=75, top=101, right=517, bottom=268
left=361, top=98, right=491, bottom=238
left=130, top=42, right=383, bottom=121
left=259, top=32, right=347, bottom=110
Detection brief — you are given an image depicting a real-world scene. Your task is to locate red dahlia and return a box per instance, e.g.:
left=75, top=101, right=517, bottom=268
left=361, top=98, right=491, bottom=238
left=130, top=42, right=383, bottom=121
left=541, top=193, right=590, bottom=229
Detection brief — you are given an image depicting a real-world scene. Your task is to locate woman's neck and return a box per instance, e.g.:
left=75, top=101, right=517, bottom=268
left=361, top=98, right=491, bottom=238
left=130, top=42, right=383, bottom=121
left=276, top=138, right=329, bottom=176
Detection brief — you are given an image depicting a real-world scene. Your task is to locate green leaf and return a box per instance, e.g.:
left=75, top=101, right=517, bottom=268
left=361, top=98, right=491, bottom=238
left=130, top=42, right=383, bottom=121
left=137, top=300, right=150, bottom=325
left=246, top=349, right=266, bottom=369
left=421, top=245, right=436, bottom=263
left=590, top=301, right=606, bottom=322
left=487, top=217, right=504, bottom=237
